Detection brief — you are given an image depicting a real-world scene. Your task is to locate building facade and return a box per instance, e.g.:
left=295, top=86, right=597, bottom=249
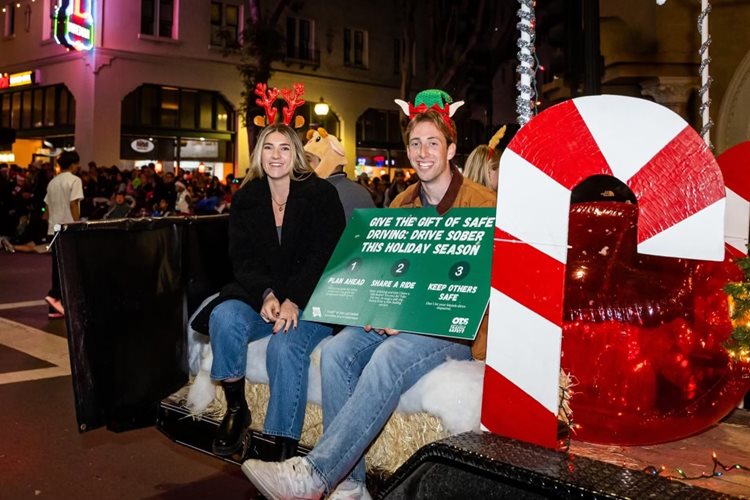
left=0, top=0, right=425, bottom=178
left=3, top=0, right=748, bottom=177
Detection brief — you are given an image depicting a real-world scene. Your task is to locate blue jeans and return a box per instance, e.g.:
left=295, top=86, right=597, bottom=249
left=307, top=326, right=472, bottom=491
left=209, top=299, right=332, bottom=440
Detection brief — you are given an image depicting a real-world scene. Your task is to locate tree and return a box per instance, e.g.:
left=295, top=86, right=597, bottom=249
left=397, top=0, right=517, bottom=141
left=230, top=0, right=296, bottom=150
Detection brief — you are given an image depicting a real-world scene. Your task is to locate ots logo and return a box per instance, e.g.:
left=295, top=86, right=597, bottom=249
left=449, top=316, right=469, bottom=334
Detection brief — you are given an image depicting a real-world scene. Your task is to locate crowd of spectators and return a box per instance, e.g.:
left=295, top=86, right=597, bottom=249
left=354, top=169, right=416, bottom=208
left=0, top=157, right=422, bottom=250
left=0, top=160, right=239, bottom=248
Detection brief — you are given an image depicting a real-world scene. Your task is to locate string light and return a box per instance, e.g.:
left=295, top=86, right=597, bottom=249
left=724, top=256, right=750, bottom=361
left=515, top=0, right=537, bottom=126
left=643, top=451, right=750, bottom=481
left=698, top=0, right=713, bottom=148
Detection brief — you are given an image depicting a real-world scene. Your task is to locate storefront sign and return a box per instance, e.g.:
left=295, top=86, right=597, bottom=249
left=131, top=139, right=155, bottom=153
left=54, top=0, right=94, bottom=52
left=0, top=71, right=35, bottom=89
left=301, top=208, right=495, bottom=340
left=180, top=139, right=219, bottom=158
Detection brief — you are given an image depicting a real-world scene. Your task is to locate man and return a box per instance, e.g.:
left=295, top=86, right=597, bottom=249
left=384, top=168, right=408, bottom=207
left=103, top=190, right=133, bottom=219
left=304, top=128, right=374, bottom=222
left=44, top=151, right=83, bottom=319
left=242, top=93, right=496, bottom=499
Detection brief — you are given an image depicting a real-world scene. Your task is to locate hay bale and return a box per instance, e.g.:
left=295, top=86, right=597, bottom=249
left=185, top=381, right=449, bottom=473
left=242, top=383, right=449, bottom=472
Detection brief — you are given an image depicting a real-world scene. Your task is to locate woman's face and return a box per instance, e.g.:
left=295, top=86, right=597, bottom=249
left=489, top=162, right=499, bottom=192
left=261, top=131, right=294, bottom=180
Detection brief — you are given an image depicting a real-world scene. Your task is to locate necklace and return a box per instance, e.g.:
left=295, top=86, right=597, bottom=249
left=271, top=195, right=288, bottom=212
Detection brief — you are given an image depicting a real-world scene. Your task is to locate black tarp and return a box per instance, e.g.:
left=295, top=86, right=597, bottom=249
left=56, top=215, right=232, bottom=432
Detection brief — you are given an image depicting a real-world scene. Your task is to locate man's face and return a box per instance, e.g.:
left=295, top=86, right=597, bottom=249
left=406, top=121, right=455, bottom=185
left=305, top=152, right=321, bottom=169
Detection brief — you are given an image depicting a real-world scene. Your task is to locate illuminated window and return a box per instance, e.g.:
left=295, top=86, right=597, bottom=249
left=210, top=1, right=242, bottom=47
left=0, top=84, right=75, bottom=132
left=121, top=84, right=235, bottom=133
left=43, top=0, right=55, bottom=40
left=141, top=0, right=176, bottom=38
left=1, top=94, right=10, bottom=128
left=393, top=38, right=415, bottom=76
left=3, top=2, right=15, bottom=38
left=286, top=16, right=316, bottom=63
left=344, top=28, right=368, bottom=68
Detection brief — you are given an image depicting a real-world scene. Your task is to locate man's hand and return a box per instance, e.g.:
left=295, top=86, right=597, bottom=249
left=274, top=299, right=299, bottom=333
left=363, top=325, right=400, bottom=336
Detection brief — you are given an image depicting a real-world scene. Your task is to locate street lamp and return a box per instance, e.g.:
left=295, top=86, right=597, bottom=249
left=314, top=97, right=330, bottom=117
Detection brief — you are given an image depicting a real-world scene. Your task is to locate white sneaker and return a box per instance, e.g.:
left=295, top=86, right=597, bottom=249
left=242, top=456, right=325, bottom=500
left=326, top=480, right=372, bottom=500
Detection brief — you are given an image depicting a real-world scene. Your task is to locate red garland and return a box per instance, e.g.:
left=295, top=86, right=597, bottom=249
left=408, top=102, right=454, bottom=134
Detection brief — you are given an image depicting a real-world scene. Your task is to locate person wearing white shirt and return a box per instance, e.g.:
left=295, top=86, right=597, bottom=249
left=43, top=151, right=83, bottom=319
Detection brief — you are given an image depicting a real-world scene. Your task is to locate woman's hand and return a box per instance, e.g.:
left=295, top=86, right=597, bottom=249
left=273, top=299, right=299, bottom=333
left=260, top=291, right=280, bottom=324
left=363, top=325, right=400, bottom=336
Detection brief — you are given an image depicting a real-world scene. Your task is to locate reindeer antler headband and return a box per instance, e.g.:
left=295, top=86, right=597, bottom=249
left=253, top=82, right=306, bottom=128
left=394, top=89, right=464, bottom=134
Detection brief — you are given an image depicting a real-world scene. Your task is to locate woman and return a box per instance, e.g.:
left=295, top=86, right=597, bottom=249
left=463, top=144, right=499, bottom=192
left=191, top=124, right=345, bottom=458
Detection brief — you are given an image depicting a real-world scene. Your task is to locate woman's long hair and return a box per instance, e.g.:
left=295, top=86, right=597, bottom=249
left=463, top=144, right=498, bottom=190
left=241, top=124, right=314, bottom=187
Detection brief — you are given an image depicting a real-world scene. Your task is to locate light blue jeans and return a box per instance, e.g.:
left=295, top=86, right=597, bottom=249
left=307, top=326, right=472, bottom=491
left=209, top=299, right=332, bottom=440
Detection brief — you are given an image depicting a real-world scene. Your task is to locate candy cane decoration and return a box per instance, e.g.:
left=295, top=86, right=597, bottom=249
left=717, top=141, right=750, bottom=258
left=482, top=95, right=726, bottom=448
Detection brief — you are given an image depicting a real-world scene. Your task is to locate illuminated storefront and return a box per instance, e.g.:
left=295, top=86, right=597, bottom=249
left=120, top=84, right=236, bottom=179
left=355, top=107, right=413, bottom=180
left=0, top=68, right=76, bottom=166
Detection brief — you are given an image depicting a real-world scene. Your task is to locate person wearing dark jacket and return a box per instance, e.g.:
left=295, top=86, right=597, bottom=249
left=191, top=124, right=345, bottom=459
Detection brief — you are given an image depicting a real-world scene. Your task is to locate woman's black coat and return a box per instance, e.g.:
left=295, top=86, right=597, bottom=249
left=191, top=173, right=345, bottom=335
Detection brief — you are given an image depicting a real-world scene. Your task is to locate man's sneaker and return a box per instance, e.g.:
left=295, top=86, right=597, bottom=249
left=326, top=480, right=372, bottom=500
left=241, top=456, right=325, bottom=500
left=44, top=296, right=64, bottom=316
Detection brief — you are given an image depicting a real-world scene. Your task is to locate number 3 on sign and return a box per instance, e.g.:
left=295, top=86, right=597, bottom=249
left=449, top=261, right=470, bottom=281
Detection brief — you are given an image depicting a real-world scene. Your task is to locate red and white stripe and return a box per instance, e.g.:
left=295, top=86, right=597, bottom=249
left=482, top=95, right=726, bottom=448
left=717, top=141, right=750, bottom=258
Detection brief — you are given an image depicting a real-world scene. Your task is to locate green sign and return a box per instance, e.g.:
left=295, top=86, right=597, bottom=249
left=301, top=208, right=495, bottom=340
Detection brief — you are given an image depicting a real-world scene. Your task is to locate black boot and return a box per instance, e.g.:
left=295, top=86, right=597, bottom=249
left=274, top=436, right=299, bottom=461
left=212, top=379, right=251, bottom=456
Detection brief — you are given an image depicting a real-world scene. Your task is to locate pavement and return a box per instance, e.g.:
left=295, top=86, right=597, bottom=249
left=0, top=251, right=258, bottom=499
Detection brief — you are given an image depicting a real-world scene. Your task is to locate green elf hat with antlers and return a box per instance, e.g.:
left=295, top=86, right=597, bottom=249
left=253, top=82, right=306, bottom=128
left=394, top=89, right=464, bottom=134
